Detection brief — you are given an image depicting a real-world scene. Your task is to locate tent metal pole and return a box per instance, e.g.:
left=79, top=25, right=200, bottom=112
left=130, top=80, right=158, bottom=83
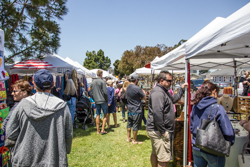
left=233, top=59, right=238, bottom=96
left=183, top=59, right=189, bottom=167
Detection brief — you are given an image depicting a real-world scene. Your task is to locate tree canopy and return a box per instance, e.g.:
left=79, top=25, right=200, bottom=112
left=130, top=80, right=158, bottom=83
left=0, top=0, right=68, bottom=63
left=83, top=49, right=111, bottom=71
left=118, top=40, right=187, bottom=75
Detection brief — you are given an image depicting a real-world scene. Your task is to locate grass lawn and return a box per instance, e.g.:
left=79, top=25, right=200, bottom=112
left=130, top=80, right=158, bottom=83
left=68, top=110, right=152, bottom=167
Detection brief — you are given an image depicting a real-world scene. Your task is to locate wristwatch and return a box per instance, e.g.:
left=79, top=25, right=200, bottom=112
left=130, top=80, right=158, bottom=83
left=241, top=122, right=247, bottom=127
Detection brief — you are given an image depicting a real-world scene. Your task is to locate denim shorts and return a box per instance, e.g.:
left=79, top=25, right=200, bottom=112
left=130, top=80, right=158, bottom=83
left=95, top=102, right=108, bottom=115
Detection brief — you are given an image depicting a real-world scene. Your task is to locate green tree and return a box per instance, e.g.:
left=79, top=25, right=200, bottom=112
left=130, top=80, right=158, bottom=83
left=83, top=49, right=111, bottom=71
left=118, top=39, right=187, bottom=75
left=0, top=0, right=68, bottom=63
left=113, top=59, right=120, bottom=76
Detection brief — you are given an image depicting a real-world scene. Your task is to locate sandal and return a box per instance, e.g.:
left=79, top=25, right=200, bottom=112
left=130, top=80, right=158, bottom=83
left=132, top=141, right=143, bottom=144
left=115, top=124, right=120, bottom=128
left=101, top=131, right=108, bottom=135
left=126, top=139, right=132, bottom=142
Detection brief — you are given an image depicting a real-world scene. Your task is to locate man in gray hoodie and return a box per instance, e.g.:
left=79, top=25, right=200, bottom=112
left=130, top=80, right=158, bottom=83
left=6, top=69, right=73, bottom=167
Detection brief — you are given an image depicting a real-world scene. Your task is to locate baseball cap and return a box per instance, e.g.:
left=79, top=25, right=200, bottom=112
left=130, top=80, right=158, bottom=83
left=130, top=74, right=139, bottom=80
left=34, top=69, right=53, bottom=90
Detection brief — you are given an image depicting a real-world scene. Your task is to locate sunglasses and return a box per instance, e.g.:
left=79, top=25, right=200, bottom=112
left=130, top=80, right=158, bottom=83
left=163, top=78, right=172, bottom=83
left=12, top=90, right=24, bottom=93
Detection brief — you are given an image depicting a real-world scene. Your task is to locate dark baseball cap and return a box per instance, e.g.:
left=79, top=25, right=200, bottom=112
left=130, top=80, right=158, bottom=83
left=34, top=69, right=53, bottom=90
left=130, top=74, right=139, bottom=80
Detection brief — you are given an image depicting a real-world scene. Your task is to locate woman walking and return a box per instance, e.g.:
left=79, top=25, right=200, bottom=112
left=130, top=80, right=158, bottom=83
left=107, top=80, right=118, bottom=128
left=64, top=79, right=77, bottom=124
left=190, top=81, right=235, bottom=167
left=115, top=84, right=122, bottom=112
left=119, top=81, right=130, bottom=123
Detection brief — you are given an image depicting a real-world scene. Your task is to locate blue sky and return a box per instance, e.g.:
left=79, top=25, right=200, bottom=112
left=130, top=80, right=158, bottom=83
left=57, top=0, right=249, bottom=67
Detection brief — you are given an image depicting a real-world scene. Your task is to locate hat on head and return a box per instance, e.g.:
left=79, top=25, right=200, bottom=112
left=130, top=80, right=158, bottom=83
left=121, top=78, right=126, bottom=82
left=107, top=80, right=114, bottom=85
left=34, top=69, right=53, bottom=90
left=130, top=74, right=139, bottom=80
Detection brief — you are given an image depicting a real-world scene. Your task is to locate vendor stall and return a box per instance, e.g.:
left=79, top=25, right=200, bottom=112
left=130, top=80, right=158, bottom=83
left=0, top=29, right=11, bottom=166
left=147, top=3, right=250, bottom=167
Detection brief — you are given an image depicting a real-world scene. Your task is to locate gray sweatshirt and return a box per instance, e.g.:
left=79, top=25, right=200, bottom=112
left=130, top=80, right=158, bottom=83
left=90, top=77, right=108, bottom=104
left=6, top=92, right=73, bottom=167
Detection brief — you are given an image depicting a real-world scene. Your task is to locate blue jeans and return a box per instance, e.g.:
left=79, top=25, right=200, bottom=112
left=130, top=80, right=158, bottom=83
left=67, top=97, right=76, bottom=124
left=192, top=149, right=225, bottom=167
left=121, top=102, right=127, bottom=119
left=142, top=108, right=147, bottom=125
left=96, top=102, right=108, bottom=115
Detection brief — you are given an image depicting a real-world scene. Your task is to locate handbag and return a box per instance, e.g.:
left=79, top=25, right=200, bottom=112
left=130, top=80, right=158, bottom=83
left=195, top=104, right=231, bottom=157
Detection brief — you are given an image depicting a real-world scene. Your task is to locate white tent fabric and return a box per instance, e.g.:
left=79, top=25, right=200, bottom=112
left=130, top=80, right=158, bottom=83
left=129, top=67, right=161, bottom=76
left=186, top=2, right=250, bottom=59
left=150, top=2, right=250, bottom=70
left=64, top=57, right=85, bottom=75
left=43, top=54, right=74, bottom=73
left=90, top=69, right=110, bottom=77
left=73, top=61, right=96, bottom=78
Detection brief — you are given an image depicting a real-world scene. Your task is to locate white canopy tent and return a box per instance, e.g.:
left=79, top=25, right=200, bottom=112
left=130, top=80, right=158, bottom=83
left=64, top=57, right=85, bottom=75
left=43, top=53, right=74, bottom=73
left=147, top=3, right=250, bottom=166
left=129, top=67, right=184, bottom=76
left=89, top=69, right=117, bottom=81
left=73, top=61, right=96, bottom=78
left=90, top=69, right=110, bottom=78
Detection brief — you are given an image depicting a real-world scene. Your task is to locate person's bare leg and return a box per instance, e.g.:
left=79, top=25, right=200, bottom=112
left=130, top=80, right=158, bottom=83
left=151, top=153, right=158, bottom=167
left=132, top=130, right=142, bottom=144
left=127, top=128, right=131, bottom=142
left=158, top=162, right=168, bottom=167
left=96, top=115, right=100, bottom=134
left=113, top=113, right=118, bottom=127
left=107, top=113, right=110, bottom=128
left=101, top=114, right=108, bottom=133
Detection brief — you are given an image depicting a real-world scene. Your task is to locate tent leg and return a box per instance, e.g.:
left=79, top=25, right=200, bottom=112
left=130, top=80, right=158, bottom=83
left=233, top=59, right=238, bottom=96
left=183, top=59, right=189, bottom=167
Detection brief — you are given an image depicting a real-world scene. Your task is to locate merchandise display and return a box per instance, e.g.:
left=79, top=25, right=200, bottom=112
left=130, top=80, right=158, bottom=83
left=219, top=94, right=234, bottom=112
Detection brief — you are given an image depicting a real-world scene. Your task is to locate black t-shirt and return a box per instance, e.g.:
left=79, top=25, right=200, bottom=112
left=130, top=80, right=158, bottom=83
left=242, top=78, right=249, bottom=94
left=126, top=84, right=145, bottom=113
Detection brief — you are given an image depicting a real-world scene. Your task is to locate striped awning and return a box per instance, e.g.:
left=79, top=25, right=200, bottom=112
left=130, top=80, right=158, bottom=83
left=11, top=59, right=55, bottom=70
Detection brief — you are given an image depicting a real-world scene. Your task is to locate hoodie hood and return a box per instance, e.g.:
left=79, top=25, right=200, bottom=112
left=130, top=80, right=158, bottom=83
left=24, top=92, right=67, bottom=120
left=196, top=96, right=218, bottom=110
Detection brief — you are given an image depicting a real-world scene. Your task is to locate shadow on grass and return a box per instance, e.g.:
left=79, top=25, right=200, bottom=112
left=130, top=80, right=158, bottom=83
left=137, top=134, right=150, bottom=142
left=73, top=124, right=97, bottom=138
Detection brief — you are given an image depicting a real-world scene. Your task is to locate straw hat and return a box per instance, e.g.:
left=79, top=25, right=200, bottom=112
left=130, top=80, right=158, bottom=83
left=107, top=80, right=114, bottom=86
left=121, top=78, right=126, bottom=82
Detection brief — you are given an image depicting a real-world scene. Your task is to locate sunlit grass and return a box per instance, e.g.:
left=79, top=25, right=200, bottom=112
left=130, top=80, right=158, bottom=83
left=68, top=110, right=152, bottom=167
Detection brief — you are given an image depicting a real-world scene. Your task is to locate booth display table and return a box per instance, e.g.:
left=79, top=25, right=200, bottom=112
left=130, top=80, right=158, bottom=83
left=225, top=123, right=249, bottom=167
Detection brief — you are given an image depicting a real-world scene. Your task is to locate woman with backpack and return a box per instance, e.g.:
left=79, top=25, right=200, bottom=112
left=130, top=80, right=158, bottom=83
left=119, top=81, right=130, bottom=123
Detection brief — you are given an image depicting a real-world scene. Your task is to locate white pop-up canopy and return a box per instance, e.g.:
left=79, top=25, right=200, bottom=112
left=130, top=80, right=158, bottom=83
left=147, top=3, right=250, bottom=166
left=73, top=61, right=96, bottom=78
left=64, top=57, right=85, bottom=75
left=43, top=53, right=74, bottom=73
left=90, top=69, right=111, bottom=78
left=129, top=67, right=161, bottom=76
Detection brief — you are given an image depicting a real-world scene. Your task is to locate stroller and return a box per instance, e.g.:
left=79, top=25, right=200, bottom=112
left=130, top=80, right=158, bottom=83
left=74, top=95, right=94, bottom=130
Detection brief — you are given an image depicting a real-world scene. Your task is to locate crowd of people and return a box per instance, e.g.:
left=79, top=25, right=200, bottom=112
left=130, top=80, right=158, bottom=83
left=2, top=68, right=250, bottom=167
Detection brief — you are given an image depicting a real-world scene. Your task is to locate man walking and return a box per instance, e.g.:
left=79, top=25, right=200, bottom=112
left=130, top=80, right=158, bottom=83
left=6, top=69, right=73, bottom=167
left=147, top=70, right=188, bottom=167
left=126, top=74, right=145, bottom=144
left=91, top=70, right=109, bottom=134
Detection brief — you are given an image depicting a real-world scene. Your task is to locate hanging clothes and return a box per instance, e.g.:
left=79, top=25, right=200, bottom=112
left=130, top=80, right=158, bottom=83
left=56, top=76, right=62, bottom=99
left=71, top=69, right=78, bottom=93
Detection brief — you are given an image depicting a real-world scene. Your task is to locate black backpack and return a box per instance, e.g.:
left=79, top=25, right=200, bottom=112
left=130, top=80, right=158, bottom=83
left=120, top=88, right=128, bottom=104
